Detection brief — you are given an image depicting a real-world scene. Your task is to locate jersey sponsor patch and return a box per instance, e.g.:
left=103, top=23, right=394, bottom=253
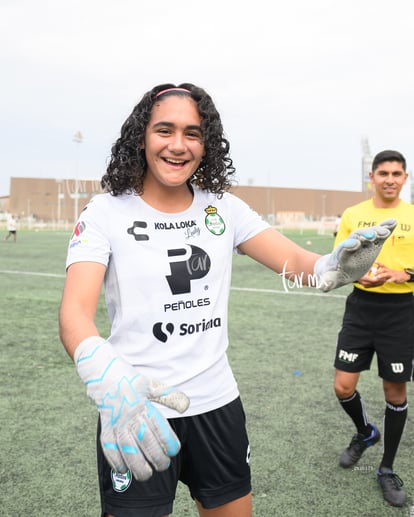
left=154, top=219, right=197, bottom=231
left=153, top=317, right=221, bottom=342
left=166, top=245, right=211, bottom=294
left=69, top=221, right=87, bottom=248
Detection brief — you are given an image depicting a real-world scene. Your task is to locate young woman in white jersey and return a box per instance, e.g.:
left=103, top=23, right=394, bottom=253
left=59, top=83, right=393, bottom=517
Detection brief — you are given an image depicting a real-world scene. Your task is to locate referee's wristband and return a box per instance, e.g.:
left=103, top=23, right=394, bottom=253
left=404, top=269, right=414, bottom=282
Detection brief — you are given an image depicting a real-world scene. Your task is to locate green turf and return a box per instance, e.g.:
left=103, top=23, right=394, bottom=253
left=1, top=231, right=413, bottom=516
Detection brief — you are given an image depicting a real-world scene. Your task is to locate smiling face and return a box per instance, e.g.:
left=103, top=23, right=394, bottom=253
left=370, top=160, right=407, bottom=207
left=141, top=94, right=205, bottom=193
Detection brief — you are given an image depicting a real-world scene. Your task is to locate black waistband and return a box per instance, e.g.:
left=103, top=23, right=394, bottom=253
left=352, top=287, right=413, bottom=302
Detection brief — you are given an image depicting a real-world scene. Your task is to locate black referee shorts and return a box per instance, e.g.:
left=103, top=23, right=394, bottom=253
left=97, top=397, right=251, bottom=517
left=335, top=288, right=414, bottom=382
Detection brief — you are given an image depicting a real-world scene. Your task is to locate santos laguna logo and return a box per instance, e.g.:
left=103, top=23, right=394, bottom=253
left=153, top=317, right=221, bottom=343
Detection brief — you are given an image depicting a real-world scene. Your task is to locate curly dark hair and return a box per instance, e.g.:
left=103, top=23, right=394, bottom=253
left=101, top=83, right=236, bottom=196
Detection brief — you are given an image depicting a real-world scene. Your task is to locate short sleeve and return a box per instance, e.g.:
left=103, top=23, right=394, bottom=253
left=65, top=195, right=111, bottom=270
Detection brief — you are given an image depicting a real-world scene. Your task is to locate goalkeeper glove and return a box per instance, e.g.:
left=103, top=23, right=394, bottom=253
left=74, top=336, right=190, bottom=481
left=314, top=218, right=397, bottom=292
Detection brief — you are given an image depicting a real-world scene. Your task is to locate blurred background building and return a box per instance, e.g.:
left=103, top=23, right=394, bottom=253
left=1, top=138, right=412, bottom=231
left=1, top=176, right=367, bottom=232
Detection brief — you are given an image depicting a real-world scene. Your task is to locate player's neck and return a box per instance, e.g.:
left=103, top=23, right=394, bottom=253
left=140, top=182, right=194, bottom=213
left=372, top=196, right=402, bottom=209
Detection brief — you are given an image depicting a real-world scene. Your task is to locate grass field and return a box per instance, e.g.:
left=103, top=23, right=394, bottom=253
left=1, top=230, right=413, bottom=516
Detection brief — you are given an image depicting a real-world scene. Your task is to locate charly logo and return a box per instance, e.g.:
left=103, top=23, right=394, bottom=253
left=166, top=245, right=210, bottom=295
left=204, top=205, right=225, bottom=235
left=153, top=318, right=221, bottom=342
left=111, top=469, right=132, bottom=492
left=127, top=221, right=149, bottom=241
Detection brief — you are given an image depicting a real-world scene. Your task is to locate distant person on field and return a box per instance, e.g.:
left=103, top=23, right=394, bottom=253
left=4, top=214, right=17, bottom=242
left=59, top=83, right=393, bottom=517
left=333, top=214, right=341, bottom=238
left=333, top=149, right=414, bottom=507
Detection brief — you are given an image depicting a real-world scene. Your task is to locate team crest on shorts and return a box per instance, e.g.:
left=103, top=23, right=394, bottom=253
left=111, top=469, right=132, bottom=492
left=204, top=205, right=225, bottom=235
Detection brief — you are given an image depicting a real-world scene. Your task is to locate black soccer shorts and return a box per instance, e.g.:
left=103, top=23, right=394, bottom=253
left=97, top=396, right=251, bottom=517
left=334, top=288, right=414, bottom=382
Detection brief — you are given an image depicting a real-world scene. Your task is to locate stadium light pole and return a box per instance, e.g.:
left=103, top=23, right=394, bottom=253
left=321, top=194, right=326, bottom=220
left=56, top=179, right=63, bottom=223
left=72, top=130, right=83, bottom=222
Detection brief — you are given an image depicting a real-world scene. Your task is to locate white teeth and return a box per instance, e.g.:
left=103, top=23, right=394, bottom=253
left=165, top=158, right=184, bottom=164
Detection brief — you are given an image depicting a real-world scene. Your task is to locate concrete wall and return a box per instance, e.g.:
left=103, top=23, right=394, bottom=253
left=6, top=176, right=369, bottom=224
left=231, top=185, right=368, bottom=220
left=8, top=177, right=102, bottom=222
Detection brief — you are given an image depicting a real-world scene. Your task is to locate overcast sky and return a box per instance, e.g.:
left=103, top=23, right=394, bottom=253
left=1, top=0, right=414, bottom=197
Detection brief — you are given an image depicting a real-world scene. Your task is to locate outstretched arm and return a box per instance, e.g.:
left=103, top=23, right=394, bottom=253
left=238, top=219, right=397, bottom=291
left=238, top=227, right=319, bottom=281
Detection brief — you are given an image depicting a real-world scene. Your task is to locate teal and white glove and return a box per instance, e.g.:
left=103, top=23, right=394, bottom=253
left=74, top=336, right=190, bottom=481
left=314, top=218, right=397, bottom=292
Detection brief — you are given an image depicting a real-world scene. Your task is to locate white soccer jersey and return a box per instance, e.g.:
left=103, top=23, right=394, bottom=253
left=66, top=187, right=270, bottom=417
